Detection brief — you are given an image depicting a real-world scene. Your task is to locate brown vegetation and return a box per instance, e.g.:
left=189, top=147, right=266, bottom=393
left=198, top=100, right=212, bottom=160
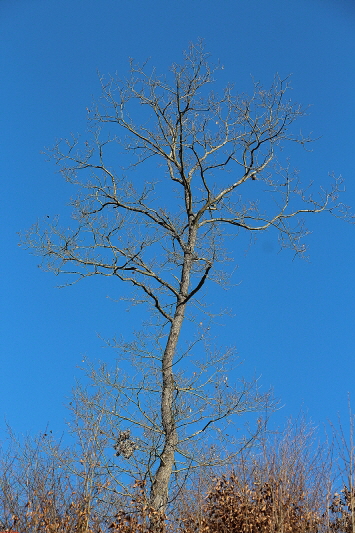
left=1, top=418, right=355, bottom=533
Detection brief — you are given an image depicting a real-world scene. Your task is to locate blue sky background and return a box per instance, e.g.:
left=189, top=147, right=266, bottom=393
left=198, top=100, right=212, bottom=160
left=1, top=0, right=355, bottom=441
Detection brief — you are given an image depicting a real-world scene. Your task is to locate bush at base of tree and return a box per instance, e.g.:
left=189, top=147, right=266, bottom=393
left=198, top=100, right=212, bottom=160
left=2, top=418, right=355, bottom=533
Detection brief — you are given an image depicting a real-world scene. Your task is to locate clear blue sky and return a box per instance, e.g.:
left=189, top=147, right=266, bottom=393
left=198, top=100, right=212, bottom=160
left=1, top=0, right=355, bottom=439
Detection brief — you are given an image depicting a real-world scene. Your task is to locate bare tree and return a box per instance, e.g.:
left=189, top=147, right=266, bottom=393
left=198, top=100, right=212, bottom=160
left=23, top=42, right=347, bottom=526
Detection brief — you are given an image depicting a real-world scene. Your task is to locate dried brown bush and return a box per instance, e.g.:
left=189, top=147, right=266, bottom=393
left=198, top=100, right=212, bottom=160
left=0, top=433, right=104, bottom=533
left=5, top=417, right=355, bottom=533
left=329, top=487, right=355, bottom=533
left=179, top=472, right=322, bottom=533
left=175, top=419, right=331, bottom=533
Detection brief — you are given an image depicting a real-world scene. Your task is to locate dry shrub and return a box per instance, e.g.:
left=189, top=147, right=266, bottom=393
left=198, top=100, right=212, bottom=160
left=108, top=509, right=164, bottom=533
left=22, top=495, right=93, bottom=533
left=176, top=418, right=330, bottom=533
left=179, top=472, right=321, bottom=533
left=107, top=481, right=165, bottom=533
left=6, top=417, right=355, bottom=533
left=0, top=433, right=103, bottom=533
left=328, top=486, right=355, bottom=533
left=1, top=481, right=99, bottom=533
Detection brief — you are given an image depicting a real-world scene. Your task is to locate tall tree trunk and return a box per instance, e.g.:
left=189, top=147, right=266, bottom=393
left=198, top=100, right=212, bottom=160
left=149, top=306, right=184, bottom=511
left=149, top=229, right=196, bottom=522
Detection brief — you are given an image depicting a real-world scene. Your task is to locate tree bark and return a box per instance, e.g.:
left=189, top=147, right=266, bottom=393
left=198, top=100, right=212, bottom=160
left=149, top=227, right=196, bottom=518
